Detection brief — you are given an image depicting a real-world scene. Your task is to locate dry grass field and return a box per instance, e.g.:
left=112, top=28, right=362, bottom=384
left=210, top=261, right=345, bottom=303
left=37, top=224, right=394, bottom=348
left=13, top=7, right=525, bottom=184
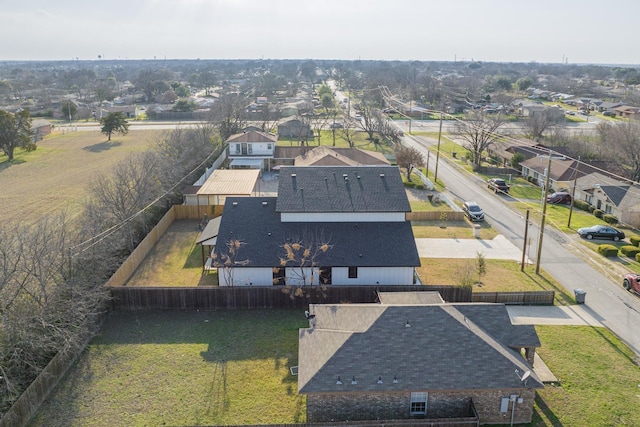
left=0, top=128, right=161, bottom=224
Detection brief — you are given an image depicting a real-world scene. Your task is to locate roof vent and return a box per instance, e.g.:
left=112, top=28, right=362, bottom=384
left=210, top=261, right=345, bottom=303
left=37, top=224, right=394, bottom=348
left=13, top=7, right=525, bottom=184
left=377, top=376, right=383, bottom=384
left=405, top=319, right=411, bottom=328
left=232, top=201, right=238, bottom=206
left=357, top=175, right=361, bottom=179
left=380, top=173, right=385, bottom=178
left=336, top=376, right=342, bottom=385
left=291, top=173, right=296, bottom=177
left=393, top=376, right=398, bottom=384
left=351, top=376, right=358, bottom=385
left=262, top=201, right=268, bottom=206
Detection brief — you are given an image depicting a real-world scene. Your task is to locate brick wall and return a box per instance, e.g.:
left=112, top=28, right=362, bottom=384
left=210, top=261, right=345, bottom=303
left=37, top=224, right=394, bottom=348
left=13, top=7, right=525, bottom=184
left=307, top=388, right=536, bottom=424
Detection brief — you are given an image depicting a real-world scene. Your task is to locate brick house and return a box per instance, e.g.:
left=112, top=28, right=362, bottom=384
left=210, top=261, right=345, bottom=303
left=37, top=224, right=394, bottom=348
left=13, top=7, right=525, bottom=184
left=298, top=297, right=543, bottom=424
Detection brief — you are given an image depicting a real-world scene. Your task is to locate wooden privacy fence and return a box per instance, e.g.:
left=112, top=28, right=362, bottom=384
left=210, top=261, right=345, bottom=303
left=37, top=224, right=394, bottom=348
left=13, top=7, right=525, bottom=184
left=105, top=204, right=221, bottom=287
left=407, top=211, right=465, bottom=221
left=0, top=337, right=90, bottom=427
left=108, top=285, right=473, bottom=310
left=473, top=290, right=555, bottom=305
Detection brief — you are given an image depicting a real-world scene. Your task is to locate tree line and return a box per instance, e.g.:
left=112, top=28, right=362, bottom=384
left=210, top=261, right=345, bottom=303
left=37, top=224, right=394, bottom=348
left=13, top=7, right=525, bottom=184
left=0, top=123, right=222, bottom=416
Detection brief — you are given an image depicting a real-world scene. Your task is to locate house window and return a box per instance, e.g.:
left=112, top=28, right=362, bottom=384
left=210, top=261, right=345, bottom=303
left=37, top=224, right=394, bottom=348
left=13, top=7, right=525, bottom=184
left=272, top=267, right=285, bottom=286
left=248, top=144, right=253, bottom=154
left=605, top=204, right=612, bottom=214
left=348, top=266, right=358, bottom=279
left=235, top=144, right=241, bottom=154
left=267, top=143, right=272, bottom=150
left=410, top=392, right=428, bottom=415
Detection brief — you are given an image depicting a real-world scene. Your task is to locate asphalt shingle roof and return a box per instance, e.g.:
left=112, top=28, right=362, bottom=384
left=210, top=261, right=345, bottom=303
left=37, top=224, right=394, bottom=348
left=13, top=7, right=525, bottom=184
left=213, top=197, right=419, bottom=267
left=298, top=303, right=543, bottom=394
left=276, top=166, right=411, bottom=213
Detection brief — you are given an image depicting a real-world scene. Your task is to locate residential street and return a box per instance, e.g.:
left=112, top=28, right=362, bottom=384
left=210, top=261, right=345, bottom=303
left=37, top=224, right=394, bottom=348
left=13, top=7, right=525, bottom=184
left=402, top=131, right=640, bottom=358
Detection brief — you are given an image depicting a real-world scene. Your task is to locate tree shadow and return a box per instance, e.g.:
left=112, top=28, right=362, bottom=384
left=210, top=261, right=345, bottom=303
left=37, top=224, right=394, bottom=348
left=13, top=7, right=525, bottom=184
left=0, top=158, right=26, bottom=172
left=532, top=392, right=563, bottom=426
left=83, top=141, right=122, bottom=152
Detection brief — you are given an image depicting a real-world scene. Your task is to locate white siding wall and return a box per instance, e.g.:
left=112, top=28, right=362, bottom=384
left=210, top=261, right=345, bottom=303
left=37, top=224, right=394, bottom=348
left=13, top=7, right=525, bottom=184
left=285, top=267, right=319, bottom=286
left=281, top=212, right=405, bottom=222
left=230, top=142, right=274, bottom=156
left=221, top=266, right=414, bottom=286
left=330, top=267, right=414, bottom=285
left=218, top=267, right=274, bottom=286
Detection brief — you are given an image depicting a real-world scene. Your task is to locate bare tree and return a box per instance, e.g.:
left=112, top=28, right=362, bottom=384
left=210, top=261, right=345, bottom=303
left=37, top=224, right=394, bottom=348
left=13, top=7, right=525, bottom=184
left=454, top=111, right=504, bottom=168
left=395, top=145, right=425, bottom=181
left=355, top=101, right=380, bottom=140
left=278, top=230, right=332, bottom=298
left=211, top=238, right=250, bottom=286
left=340, top=117, right=358, bottom=148
left=209, top=93, right=248, bottom=140
left=523, top=109, right=563, bottom=141
left=0, top=215, right=109, bottom=414
left=85, top=152, right=161, bottom=250
left=597, top=120, right=640, bottom=181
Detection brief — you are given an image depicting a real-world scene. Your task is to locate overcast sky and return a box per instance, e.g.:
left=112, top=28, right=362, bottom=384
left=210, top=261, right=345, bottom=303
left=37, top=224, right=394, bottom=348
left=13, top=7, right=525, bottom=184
left=2, top=0, right=638, bottom=65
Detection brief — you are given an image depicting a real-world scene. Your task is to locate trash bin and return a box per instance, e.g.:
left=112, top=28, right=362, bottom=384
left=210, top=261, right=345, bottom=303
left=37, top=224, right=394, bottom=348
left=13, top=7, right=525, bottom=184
left=473, top=224, right=481, bottom=238
left=574, top=288, right=586, bottom=304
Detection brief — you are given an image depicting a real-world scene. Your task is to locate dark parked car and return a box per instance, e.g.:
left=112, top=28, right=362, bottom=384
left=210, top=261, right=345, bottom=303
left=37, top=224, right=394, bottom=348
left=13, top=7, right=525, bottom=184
left=487, top=178, right=509, bottom=194
left=577, top=225, right=625, bottom=241
left=462, top=201, right=484, bottom=222
left=547, top=192, right=572, bottom=204
left=329, top=122, right=344, bottom=129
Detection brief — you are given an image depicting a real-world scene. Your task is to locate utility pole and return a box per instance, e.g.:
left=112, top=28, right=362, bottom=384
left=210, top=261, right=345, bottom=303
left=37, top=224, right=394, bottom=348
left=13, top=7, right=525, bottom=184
left=521, top=209, right=530, bottom=272
left=535, top=152, right=553, bottom=275
left=434, top=113, right=444, bottom=184
left=567, top=156, right=580, bottom=228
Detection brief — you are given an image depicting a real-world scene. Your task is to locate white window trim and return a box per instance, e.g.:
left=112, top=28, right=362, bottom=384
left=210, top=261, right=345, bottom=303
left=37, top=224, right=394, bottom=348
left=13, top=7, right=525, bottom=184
left=410, top=392, right=428, bottom=415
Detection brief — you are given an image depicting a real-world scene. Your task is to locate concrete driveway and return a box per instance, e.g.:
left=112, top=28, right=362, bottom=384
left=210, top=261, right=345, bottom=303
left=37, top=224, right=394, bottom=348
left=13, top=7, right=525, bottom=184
left=415, top=235, right=526, bottom=262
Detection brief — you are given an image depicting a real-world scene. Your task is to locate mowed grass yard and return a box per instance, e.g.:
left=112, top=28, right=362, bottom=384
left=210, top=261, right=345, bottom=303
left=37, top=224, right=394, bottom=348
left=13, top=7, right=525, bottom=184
left=29, top=309, right=308, bottom=427
left=30, top=216, right=640, bottom=426
left=0, top=128, right=161, bottom=224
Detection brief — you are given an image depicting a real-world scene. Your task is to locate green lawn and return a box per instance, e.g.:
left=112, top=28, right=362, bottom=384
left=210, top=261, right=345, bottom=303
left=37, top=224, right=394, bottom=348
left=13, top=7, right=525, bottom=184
left=277, top=130, right=395, bottom=155
left=533, top=325, right=640, bottom=426
left=29, top=310, right=308, bottom=427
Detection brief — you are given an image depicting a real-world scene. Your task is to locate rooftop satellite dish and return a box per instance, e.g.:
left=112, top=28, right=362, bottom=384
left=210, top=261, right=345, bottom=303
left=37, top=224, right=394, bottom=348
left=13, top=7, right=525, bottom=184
left=521, top=370, right=531, bottom=382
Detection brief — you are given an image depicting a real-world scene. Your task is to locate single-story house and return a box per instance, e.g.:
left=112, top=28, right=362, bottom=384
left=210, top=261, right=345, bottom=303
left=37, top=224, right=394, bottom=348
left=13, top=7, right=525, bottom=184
left=575, top=172, right=640, bottom=227
left=298, top=297, right=543, bottom=424
left=277, top=118, right=313, bottom=139
left=520, top=154, right=612, bottom=192
left=31, top=118, right=52, bottom=141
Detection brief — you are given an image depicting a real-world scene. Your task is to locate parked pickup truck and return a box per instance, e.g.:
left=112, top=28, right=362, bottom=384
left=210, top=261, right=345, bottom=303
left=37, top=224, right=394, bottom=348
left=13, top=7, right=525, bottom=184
left=623, top=273, right=640, bottom=295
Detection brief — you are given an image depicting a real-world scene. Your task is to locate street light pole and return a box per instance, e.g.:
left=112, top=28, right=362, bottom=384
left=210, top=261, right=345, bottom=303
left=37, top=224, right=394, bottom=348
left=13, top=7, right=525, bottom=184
left=567, top=156, right=580, bottom=228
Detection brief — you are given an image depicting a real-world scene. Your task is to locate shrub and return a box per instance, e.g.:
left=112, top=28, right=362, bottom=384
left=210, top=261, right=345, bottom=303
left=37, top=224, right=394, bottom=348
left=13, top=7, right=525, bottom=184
left=602, top=214, right=618, bottom=224
left=630, top=235, right=640, bottom=247
left=593, top=209, right=604, bottom=219
left=620, top=245, right=640, bottom=258
left=588, top=205, right=595, bottom=213
left=404, top=181, right=416, bottom=188
left=573, top=199, right=591, bottom=211
left=597, top=244, right=619, bottom=257
left=636, top=253, right=640, bottom=263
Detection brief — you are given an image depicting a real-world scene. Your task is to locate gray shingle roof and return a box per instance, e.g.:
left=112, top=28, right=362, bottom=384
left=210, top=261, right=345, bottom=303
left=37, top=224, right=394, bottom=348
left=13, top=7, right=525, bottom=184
left=213, top=197, right=419, bottom=268
left=276, top=166, right=411, bottom=213
left=298, top=304, right=543, bottom=394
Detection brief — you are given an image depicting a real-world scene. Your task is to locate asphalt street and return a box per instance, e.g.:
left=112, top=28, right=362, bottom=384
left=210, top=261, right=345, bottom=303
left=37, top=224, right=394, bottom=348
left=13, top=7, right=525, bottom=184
left=402, top=130, right=640, bottom=358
